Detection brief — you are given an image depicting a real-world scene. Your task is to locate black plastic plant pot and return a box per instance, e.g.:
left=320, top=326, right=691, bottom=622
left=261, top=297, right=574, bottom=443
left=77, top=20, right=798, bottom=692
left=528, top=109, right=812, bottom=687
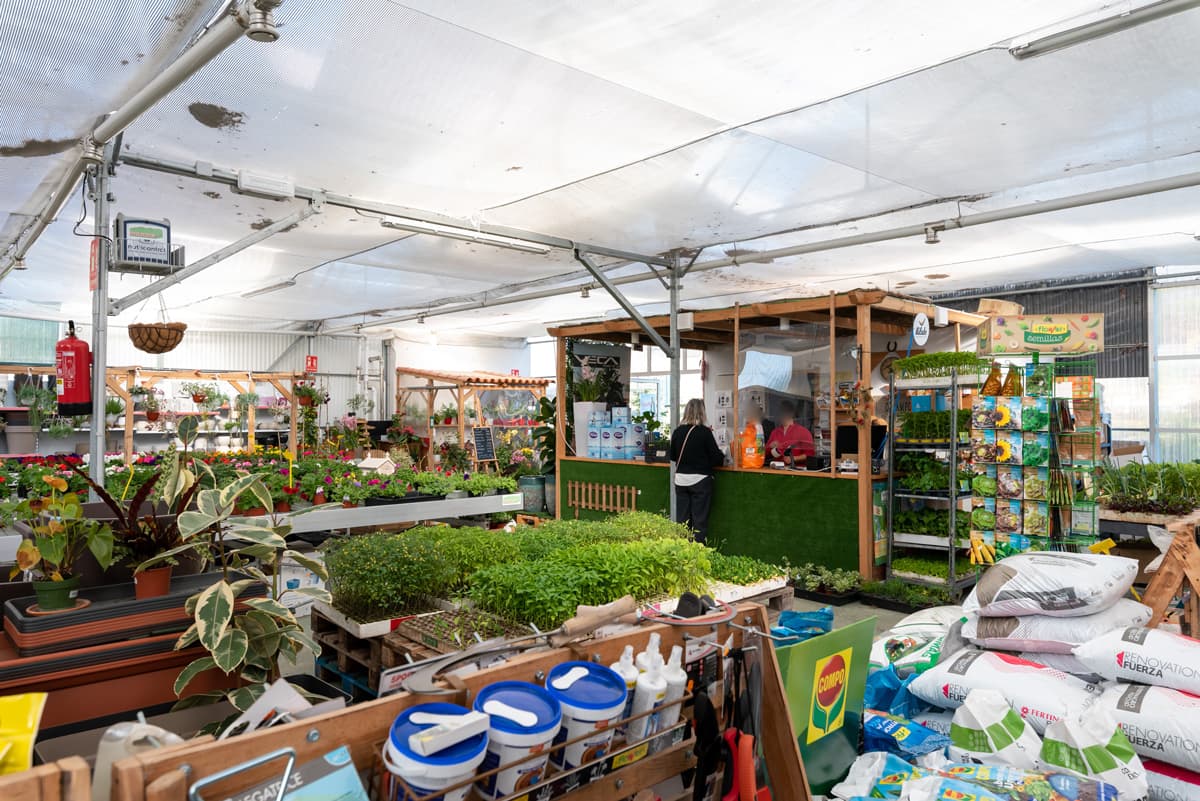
left=794, top=588, right=860, bottom=607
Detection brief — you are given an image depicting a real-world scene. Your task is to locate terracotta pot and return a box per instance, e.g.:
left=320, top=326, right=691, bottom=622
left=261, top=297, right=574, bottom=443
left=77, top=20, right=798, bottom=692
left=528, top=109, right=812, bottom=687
left=134, top=566, right=172, bottom=600
left=33, top=575, right=81, bottom=611
left=313, top=491, right=326, bottom=505
left=244, top=507, right=267, bottom=517
left=145, top=410, right=160, bottom=422
left=191, top=394, right=206, bottom=404
left=341, top=501, right=357, bottom=509
left=299, top=396, right=313, bottom=407
left=274, top=500, right=291, bottom=513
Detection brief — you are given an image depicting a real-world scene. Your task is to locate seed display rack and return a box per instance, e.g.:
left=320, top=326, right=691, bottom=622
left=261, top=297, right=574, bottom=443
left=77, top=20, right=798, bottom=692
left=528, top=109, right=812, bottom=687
left=967, top=355, right=1100, bottom=558
left=108, top=603, right=807, bottom=801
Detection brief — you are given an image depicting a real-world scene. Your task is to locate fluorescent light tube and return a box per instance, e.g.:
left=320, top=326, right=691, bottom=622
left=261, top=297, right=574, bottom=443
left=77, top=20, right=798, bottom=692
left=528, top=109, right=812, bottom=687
left=242, top=279, right=296, bottom=298
left=379, top=219, right=550, bottom=254
left=1010, top=0, right=1200, bottom=59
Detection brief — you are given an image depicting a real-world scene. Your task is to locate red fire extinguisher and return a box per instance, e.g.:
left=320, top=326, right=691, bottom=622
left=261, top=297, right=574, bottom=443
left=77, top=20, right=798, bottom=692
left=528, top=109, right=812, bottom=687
left=55, top=320, right=92, bottom=417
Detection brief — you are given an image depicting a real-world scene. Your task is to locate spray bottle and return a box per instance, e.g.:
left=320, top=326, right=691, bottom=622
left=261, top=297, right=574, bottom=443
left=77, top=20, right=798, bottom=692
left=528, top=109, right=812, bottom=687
left=658, top=645, right=688, bottom=729
left=628, top=652, right=667, bottom=741
left=635, top=632, right=662, bottom=673
left=609, top=645, right=639, bottom=735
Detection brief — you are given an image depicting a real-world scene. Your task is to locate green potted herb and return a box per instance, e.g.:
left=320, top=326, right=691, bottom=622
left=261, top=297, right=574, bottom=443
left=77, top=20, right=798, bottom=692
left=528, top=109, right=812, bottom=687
left=294, top=382, right=328, bottom=408
left=414, top=471, right=456, bottom=499
left=10, top=475, right=114, bottom=610
left=791, top=563, right=861, bottom=605
left=46, top=417, right=75, bottom=439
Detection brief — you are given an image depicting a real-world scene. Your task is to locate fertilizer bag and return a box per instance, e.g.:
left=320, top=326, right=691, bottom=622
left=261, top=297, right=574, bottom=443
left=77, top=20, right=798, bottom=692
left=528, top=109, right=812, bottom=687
left=1098, top=684, right=1200, bottom=774
left=1075, top=627, right=1200, bottom=695
left=1144, top=759, right=1200, bottom=801
left=908, top=649, right=1103, bottom=734
left=963, top=553, right=1138, bottom=618
left=963, top=599, right=1152, bottom=654
left=1039, top=704, right=1148, bottom=801
left=948, top=688, right=1042, bottom=769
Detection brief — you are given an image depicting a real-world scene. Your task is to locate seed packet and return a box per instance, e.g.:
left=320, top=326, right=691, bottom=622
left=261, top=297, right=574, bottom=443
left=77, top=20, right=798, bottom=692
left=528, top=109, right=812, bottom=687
left=1023, top=501, right=1049, bottom=537
left=1025, top=363, right=1054, bottom=397
left=1071, top=502, right=1097, bottom=537
left=1022, top=465, right=1051, bottom=496
left=995, top=397, right=1022, bottom=431
left=1021, top=397, right=1050, bottom=432
left=971, top=465, right=998, bottom=498
left=971, top=498, right=996, bottom=532
left=971, top=396, right=997, bottom=430
left=1022, top=433, right=1051, bottom=468
left=996, top=431, right=1022, bottom=464
left=995, top=466, right=1023, bottom=499
left=995, top=499, right=1023, bottom=534
left=971, top=430, right=997, bottom=464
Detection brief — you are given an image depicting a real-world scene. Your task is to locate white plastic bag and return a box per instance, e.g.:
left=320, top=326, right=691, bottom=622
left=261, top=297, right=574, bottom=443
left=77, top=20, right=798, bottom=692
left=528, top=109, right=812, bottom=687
left=1039, top=704, right=1148, bottom=801
left=1075, top=627, right=1200, bottom=695
left=964, top=599, right=1152, bottom=654
left=963, top=553, right=1138, bottom=618
left=949, top=689, right=1042, bottom=769
left=1099, top=683, right=1200, bottom=773
left=908, top=649, right=1104, bottom=734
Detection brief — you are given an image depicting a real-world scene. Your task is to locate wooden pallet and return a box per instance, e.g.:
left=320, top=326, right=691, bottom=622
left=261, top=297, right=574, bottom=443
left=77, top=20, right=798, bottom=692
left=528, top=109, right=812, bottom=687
left=737, top=584, right=794, bottom=623
left=310, top=606, right=393, bottom=689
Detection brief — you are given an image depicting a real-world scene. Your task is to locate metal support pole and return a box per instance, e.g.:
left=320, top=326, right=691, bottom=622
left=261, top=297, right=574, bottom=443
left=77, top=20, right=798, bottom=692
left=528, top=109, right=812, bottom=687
left=1148, top=280, right=1160, bottom=461
left=573, top=250, right=673, bottom=356
left=668, top=256, right=681, bottom=522
left=89, top=148, right=114, bottom=495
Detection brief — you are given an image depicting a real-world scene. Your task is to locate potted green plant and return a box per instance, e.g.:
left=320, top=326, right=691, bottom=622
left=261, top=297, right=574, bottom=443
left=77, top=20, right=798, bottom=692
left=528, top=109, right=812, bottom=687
left=128, top=385, right=152, bottom=410
left=572, top=364, right=613, bottom=456
left=294, top=382, right=328, bottom=408
left=331, top=475, right=367, bottom=507
left=104, top=397, right=124, bottom=428
left=414, top=471, right=456, bottom=499
left=791, top=563, right=861, bottom=605
left=143, top=391, right=163, bottom=422
left=235, top=391, right=259, bottom=421
left=8, top=385, right=56, bottom=452
left=437, top=404, right=457, bottom=425
left=346, top=394, right=374, bottom=417
left=181, top=382, right=216, bottom=405
left=531, top=396, right=558, bottom=515
left=139, top=471, right=331, bottom=731
left=10, top=475, right=114, bottom=610
left=46, top=417, right=75, bottom=439
left=72, top=460, right=198, bottom=600
left=200, top=391, right=229, bottom=415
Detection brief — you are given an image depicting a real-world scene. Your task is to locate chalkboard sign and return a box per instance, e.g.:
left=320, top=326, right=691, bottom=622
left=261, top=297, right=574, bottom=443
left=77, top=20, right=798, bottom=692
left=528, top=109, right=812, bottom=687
left=473, top=426, right=496, bottom=463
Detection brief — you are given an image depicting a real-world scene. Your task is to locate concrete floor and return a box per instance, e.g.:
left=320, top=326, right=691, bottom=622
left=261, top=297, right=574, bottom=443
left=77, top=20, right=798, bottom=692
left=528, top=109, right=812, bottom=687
left=788, top=597, right=909, bottom=637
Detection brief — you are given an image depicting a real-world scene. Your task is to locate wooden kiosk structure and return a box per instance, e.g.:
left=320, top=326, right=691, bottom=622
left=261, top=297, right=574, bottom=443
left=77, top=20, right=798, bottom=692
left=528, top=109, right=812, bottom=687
left=395, top=367, right=550, bottom=469
left=548, top=290, right=985, bottom=577
left=0, top=364, right=309, bottom=464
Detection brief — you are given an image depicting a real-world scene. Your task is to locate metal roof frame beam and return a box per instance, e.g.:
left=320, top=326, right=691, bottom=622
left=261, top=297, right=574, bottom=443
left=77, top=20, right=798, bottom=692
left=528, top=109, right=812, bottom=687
left=117, top=151, right=671, bottom=267
left=574, top=249, right=673, bottom=357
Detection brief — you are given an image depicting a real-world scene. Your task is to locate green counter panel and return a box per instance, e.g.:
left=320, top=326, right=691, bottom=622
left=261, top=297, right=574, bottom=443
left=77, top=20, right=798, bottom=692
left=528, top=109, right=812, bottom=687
left=557, top=460, right=859, bottom=570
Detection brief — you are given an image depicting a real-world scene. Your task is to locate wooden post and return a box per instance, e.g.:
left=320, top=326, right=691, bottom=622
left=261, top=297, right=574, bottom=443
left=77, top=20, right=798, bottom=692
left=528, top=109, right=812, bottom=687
left=856, top=300, right=875, bottom=578
left=123, top=370, right=135, bottom=465
left=555, top=336, right=567, bottom=519
left=732, top=304, right=741, bottom=468
left=456, top=387, right=465, bottom=448
left=246, top=379, right=257, bottom=451
left=425, top=379, right=436, bottom=470
left=954, top=322, right=962, bottom=352
left=829, top=292, right=837, bottom=475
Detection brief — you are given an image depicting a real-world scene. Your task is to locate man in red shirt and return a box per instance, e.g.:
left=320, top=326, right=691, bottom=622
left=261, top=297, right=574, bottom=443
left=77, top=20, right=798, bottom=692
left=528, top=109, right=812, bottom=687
left=765, top=401, right=814, bottom=466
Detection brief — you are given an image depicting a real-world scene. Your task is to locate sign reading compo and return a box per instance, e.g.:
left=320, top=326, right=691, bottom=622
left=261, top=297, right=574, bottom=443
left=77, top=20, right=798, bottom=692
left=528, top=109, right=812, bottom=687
left=808, top=648, right=852, bottom=744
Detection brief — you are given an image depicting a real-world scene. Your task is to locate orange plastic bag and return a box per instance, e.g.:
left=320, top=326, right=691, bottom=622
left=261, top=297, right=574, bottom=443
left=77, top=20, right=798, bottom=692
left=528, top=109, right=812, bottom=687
left=740, top=423, right=764, bottom=468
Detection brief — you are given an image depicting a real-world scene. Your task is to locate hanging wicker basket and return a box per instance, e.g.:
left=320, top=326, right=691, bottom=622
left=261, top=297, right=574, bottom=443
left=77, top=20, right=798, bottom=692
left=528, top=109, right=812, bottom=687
left=128, top=322, right=187, bottom=354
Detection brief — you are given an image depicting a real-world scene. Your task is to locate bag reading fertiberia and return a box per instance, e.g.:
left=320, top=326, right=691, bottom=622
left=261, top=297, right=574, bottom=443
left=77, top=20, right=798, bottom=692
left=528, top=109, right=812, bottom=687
left=1075, top=627, right=1200, bottom=696
left=908, top=650, right=1103, bottom=734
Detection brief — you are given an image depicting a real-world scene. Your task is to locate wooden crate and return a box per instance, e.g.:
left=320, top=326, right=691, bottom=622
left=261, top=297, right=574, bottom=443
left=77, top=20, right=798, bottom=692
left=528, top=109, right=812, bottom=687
left=0, top=756, right=90, bottom=801
left=109, top=603, right=808, bottom=801
left=392, top=609, right=528, bottom=656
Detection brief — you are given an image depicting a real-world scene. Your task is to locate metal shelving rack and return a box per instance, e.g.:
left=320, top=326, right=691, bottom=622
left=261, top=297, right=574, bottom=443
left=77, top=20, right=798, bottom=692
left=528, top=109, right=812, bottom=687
left=886, top=368, right=978, bottom=598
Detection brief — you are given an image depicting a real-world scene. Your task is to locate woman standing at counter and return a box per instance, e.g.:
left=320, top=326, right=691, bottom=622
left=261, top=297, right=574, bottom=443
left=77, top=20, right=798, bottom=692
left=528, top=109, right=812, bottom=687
left=670, top=398, right=726, bottom=544
left=766, top=400, right=815, bottom=466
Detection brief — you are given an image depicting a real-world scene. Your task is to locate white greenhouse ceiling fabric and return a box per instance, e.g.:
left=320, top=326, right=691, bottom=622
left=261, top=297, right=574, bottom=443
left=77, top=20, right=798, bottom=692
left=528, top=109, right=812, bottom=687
left=3, top=0, right=1200, bottom=338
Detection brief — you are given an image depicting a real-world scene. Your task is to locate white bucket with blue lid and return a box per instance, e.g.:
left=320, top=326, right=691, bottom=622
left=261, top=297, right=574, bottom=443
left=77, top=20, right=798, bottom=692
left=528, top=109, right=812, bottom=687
left=383, top=702, right=488, bottom=801
left=544, top=661, right=628, bottom=769
left=473, top=681, right=562, bottom=798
